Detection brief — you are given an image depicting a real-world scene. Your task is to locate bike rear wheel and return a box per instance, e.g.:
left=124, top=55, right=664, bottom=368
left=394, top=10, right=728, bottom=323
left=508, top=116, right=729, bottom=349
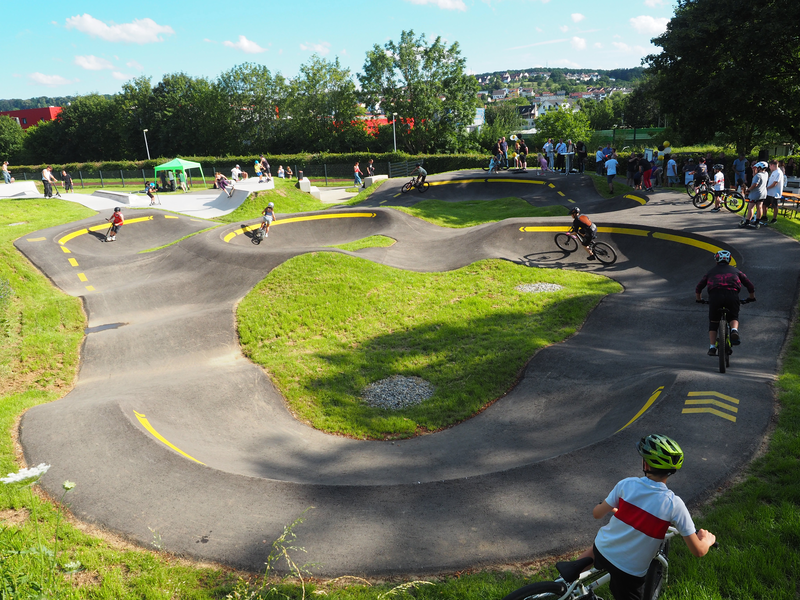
left=724, top=192, right=745, bottom=213
left=500, top=581, right=567, bottom=600
left=592, top=241, right=618, bottom=265
left=718, top=316, right=728, bottom=373
left=693, top=191, right=714, bottom=209
left=417, top=181, right=430, bottom=192
left=401, top=182, right=413, bottom=193
left=555, top=233, right=578, bottom=252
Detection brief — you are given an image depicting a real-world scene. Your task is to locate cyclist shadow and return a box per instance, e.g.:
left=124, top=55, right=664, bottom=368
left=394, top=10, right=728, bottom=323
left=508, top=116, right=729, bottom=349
left=521, top=250, right=621, bottom=270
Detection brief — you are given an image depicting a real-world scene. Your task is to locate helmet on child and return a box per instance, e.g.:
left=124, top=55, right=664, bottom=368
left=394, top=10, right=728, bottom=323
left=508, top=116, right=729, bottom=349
left=713, top=164, right=724, bottom=171
left=114, top=206, right=121, bottom=212
left=267, top=202, right=274, bottom=208
left=755, top=161, right=768, bottom=169
left=570, top=207, right=581, bottom=216
left=637, top=434, right=684, bottom=471
left=714, top=250, right=732, bottom=264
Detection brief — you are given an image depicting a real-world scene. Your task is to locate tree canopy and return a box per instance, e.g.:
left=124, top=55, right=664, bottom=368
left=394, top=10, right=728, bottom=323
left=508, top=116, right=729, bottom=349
left=647, top=0, right=800, bottom=153
left=531, top=108, right=593, bottom=149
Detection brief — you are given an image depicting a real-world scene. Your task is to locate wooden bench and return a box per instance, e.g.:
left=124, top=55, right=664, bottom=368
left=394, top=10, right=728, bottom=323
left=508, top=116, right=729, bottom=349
left=780, top=191, right=800, bottom=217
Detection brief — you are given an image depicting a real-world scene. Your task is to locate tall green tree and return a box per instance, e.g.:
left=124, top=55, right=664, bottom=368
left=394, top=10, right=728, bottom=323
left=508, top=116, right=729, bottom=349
left=532, top=108, right=593, bottom=150
left=647, top=0, right=800, bottom=153
left=0, top=116, right=24, bottom=161
left=359, top=30, right=479, bottom=153
left=48, top=94, right=122, bottom=162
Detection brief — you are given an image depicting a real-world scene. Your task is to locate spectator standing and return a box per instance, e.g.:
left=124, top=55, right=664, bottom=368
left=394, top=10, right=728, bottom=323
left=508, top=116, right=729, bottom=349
left=354, top=161, right=364, bottom=188
left=41, top=166, right=57, bottom=198
left=595, top=147, right=605, bottom=175
left=666, top=155, right=678, bottom=187
left=765, top=159, right=785, bottom=224
left=2, top=161, right=10, bottom=184
left=286, top=166, right=293, bottom=179
left=544, top=138, right=555, bottom=169
left=277, top=166, right=285, bottom=178
left=627, top=154, right=639, bottom=187
left=518, top=136, right=528, bottom=171
left=732, top=154, right=748, bottom=187
left=555, top=138, right=567, bottom=172
left=564, top=139, right=575, bottom=174
left=231, top=164, right=242, bottom=181
left=500, top=137, right=508, bottom=164
left=366, top=159, right=375, bottom=177
left=786, top=157, right=795, bottom=177
left=260, top=155, right=271, bottom=180
left=575, top=141, right=587, bottom=174
left=61, top=170, right=73, bottom=193
left=179, top=170, right=188, bottom=192
left=605, top=154, right=619, bottom=194
left=166, top=170, right=175, bottom=191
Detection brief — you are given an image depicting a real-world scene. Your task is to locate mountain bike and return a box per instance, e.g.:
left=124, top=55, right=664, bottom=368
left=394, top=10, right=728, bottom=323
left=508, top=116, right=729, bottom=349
left=697, top=298, right=753, bottom=373
left=554, top=230, right=618, bottom=265
left=500, top=528, right=679, bottom=600
left=685, top=180, right=709, bottom=200
left=693, top=188, right=745, bottom=212
left=401, top=176, right=429, bottom=193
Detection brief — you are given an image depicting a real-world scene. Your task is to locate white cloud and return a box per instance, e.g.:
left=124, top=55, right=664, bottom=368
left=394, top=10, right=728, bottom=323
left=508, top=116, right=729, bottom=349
left=594, top=42, right=603, bottom=49
left=65, top=14, right=174, bottom=44
left=112, top=71, right=132, bottom=80
left=29, top=72, right=75, bottom=86
left=126, top=60, right=144, bottom=71
left=223, top=35, right=267, bottom=54
left=613, top=41, right=631, bottom=52
left=300, top=41, right=332, bottom=55
left=630, top=15, right=669, bottom=35
left=74, top=55, right=113, bottom=70
left=571, top=37, right=586, bottom=50
left=560, top=25, right=569, bottom=32
left=644, top=0, right=665, bottom=6
left=405, top=0, right=466, bottom=9
left=571, top=13, right=585, bottom=22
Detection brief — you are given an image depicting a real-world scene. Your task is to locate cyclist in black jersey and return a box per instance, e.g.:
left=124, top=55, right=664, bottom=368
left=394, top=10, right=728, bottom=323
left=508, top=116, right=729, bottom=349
left=570, top=207, right=598, bottom=261
left=695, top=250, right=756, bottom=355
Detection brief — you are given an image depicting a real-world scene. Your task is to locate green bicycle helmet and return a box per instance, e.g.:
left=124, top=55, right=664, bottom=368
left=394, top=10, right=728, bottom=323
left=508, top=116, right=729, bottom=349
left=637, top=434, right=684, bottom=472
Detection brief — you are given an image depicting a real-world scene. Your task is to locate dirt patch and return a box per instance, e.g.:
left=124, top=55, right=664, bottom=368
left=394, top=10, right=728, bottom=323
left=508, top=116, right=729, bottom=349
left=0, top=507, right=30, bottom=526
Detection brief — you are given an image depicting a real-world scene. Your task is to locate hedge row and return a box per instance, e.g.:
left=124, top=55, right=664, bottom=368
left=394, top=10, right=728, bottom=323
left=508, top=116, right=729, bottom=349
left=11, top=152, right=490, bottom=176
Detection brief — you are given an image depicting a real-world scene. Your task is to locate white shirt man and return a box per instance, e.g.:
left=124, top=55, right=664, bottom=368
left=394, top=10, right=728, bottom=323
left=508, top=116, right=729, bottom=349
left=231, top=165, right=241, bottom=181
left=543, top=139, right=554, bottom=169
left=765, top=161, right=785, bottom=223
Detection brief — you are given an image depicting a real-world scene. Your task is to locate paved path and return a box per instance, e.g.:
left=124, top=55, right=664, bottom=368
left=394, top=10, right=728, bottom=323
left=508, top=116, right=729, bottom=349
left=15, top=170, right=799, bottom=576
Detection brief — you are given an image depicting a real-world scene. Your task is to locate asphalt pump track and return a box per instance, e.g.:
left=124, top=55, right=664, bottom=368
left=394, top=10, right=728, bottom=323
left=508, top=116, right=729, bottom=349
left=14, top=173, right=800, bottom=576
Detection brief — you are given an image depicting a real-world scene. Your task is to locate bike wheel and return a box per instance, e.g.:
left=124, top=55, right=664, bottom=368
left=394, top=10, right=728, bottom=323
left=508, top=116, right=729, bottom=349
left=685, top=182, right=697, bottom=198
left=555, top=233, right=578, bottom=252
left=724, top=192, right=745, bottom=213
left=592, top=241, right=618, bottom=265
left=401, top=182, right=413, bottom=193
left=500, top=581, right=567, bottom=600
left=417, top=181, right=430, bottom=193
left=718, top=317, right=727, bottom=373
left=693, top=191, right=714, bottom=209
left=642, top=539, right=670, bottom=600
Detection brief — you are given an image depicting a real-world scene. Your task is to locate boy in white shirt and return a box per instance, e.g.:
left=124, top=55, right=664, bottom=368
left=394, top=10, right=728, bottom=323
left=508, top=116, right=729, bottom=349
left=710, top=164, right=726, bottom=212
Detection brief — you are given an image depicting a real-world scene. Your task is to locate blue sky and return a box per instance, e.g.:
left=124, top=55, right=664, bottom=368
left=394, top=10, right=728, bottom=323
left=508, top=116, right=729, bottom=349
left=3, top=0, right=676, bottom=99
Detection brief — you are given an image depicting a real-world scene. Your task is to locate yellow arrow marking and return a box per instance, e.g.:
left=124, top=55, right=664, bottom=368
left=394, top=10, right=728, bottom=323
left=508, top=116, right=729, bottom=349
left=624, top=194, right=647, bottom=205
left=134, top=411, right=205, bottom=465
left=426, top=178, right=545, bottom=186
left=681, top=407, right=736, bottom=422
left=68, top=258, right=79, bottom=267
left=684, top=399, right=738, bottom=413
left=58, top=216, right=155, bottom=245
left=223, top=212, right=377, bottom=242
left=26, top=237, right=46, bottom=242
left=617, top=386, right=664, bottom=432
left=687, top=391, right=739, bottom=403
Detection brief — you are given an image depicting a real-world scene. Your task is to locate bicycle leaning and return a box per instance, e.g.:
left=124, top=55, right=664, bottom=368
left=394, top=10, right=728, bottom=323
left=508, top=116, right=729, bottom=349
left=401, top=176, right=430, bottom=193
left=555, top=230, right=618, bottom=265
left=500, top=527, right=679, bottom=600
left=697, top=297, right=754, bottom=373
left=692, top=188, right=745, bottom=213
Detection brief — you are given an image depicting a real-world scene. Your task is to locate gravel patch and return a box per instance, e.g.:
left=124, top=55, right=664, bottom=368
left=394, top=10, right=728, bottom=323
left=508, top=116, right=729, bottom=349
left=362, top=375, right=435, bottom=410
left=515, top=282, right=564, bottom=294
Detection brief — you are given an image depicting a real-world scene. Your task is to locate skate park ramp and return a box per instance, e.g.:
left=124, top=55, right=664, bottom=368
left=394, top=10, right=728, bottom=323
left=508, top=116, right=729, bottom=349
left=365, top=169, right=646, bottom=214
left=14, top=192, right=800, bottom=576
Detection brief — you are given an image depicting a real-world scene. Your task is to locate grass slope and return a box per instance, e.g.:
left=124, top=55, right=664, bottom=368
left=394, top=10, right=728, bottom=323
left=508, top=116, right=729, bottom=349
left=237, top=253, right=620, bottom=439
left=392, top=197, right=569, bottom=228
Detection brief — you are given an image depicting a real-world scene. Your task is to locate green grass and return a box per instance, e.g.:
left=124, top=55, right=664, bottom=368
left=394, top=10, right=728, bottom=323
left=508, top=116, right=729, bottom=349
left=237, top=253, right=620, bottom=438
left=326, top=235, right=396, bottom=251
left=391, top=197, right=570, bottom=228
left=585, top=173, right=636, bottom=199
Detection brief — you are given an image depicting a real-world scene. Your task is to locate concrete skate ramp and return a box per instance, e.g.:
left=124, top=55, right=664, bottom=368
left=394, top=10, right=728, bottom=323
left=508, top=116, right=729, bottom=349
left=15, top=203, right=800, bottom=576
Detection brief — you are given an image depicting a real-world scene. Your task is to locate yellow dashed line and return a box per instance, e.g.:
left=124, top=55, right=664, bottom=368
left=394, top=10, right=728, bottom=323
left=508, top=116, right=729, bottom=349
left=60, top=246, right=71, bottom=254
left=548, top=183, right=556, bottom=188
left=68, top=258, right=79, bottom=267
left=557, top=191, right=565, bottom=197
left=134, top=411, right=205, bottom=465
left=77, top=273, right=88, bottom=282
left=165, top=215, right=179, bottom=219
left=567, top=199, right=575, bottom=203
left=26, top=237, right=46, bottom=242
left=58, top=216, right=154, bottom=246
left=223, top=212, right=377, bottom=242
left=85, top=286, right=95, bottom=292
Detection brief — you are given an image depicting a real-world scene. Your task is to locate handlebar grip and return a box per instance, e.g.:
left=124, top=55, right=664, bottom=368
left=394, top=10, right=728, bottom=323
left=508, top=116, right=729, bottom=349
left=711, top=542, right=719, bottom=549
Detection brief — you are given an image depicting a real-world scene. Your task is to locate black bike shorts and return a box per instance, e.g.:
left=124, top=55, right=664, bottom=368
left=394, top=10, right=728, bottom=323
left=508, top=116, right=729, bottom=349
left=709, top=291, right=740, bottom=323
left=592, top=544, right=646, bottom=600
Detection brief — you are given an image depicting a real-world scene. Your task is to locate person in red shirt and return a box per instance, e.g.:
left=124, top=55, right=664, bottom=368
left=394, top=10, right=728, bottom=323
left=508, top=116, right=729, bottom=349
left=106, top=207, right=124, bottom=242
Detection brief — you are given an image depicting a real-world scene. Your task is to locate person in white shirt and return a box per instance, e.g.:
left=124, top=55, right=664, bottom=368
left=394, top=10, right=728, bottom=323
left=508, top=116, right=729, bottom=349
left=765, top=159, right=785, bottom=224
left=543, top=139, right=555, bottom=170
left=710, top=164, right=726, bottom=212
left=231, top=165, right=242, bottom=182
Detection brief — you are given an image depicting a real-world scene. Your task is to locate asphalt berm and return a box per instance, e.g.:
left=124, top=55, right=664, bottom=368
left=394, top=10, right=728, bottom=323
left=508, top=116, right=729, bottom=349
left=15, top=170, right=799, bottom=576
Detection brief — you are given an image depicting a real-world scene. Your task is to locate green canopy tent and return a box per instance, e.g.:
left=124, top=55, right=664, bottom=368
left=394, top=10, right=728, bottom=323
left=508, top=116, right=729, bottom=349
left=153, top=157, right=207, bottom=190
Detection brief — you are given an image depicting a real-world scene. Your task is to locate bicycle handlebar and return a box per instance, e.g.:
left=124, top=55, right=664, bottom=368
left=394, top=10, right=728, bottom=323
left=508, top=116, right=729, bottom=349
left=696, top=298, right=755, bottom=305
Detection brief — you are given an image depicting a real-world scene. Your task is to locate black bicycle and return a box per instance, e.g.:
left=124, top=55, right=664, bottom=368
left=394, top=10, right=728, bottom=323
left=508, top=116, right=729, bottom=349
left=401, top=176, right=429, bottom=193
left=693, top=188, right=745, bottom=213
left=698, top=298, right=753, bottom=373
left=555, top=230, right=618, bottom=265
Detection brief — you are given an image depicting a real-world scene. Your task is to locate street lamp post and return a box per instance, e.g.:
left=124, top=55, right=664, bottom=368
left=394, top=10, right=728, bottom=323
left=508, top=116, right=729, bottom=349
left=392, top=113, right=397, bottom=153
left=143, top=129, right=151, bottom=160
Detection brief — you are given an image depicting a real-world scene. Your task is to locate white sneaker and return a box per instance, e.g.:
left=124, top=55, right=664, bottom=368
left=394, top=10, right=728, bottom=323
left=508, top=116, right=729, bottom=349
left=265, top=232, right=268, bottom=237
left=111, top=236, right=116, bottom=241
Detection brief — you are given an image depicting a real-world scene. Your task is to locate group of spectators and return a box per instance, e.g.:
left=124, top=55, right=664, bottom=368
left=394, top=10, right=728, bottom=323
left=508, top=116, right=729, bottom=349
left=542, top=138, right=589, bottom=174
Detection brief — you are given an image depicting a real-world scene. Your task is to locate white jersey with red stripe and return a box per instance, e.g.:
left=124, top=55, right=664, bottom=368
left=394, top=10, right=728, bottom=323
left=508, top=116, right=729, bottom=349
left=594, top=477, right=696, bottom=577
